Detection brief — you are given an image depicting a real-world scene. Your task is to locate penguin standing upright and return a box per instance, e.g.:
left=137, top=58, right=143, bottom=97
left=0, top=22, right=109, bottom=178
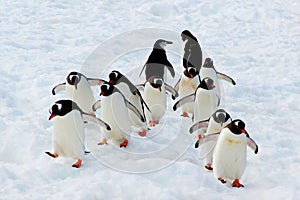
left=139, top=39, right=175, bottom=81
left=137, top=76, right=178, bottom=127
left=46, top=99, right=111, bottom=168
left=190, top=109, right=232, bottom=170
left=108, top=70, right=150, bottom=137
left=196, top=119, right=258, bottom=187
left=200, top=58, right=236, bottom=100
left=52, top=71, right=103, bottom=115
left=181, top=30, right=203, bottom=72
left=173, top=66, right=200, bottom=117
left=93, top=84, right=145, bottom=147
left=173, top=77, right=219, bottom=123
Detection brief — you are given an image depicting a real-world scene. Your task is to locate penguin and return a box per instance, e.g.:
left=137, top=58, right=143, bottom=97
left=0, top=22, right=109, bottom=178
left=196, top=119, right=258, bottom=187
left=46, top=99, right=111, bottom=168
left=181, top=30, right=203, bottom=72
left=137, top=76, right=178, bottom=127
left=93, top=84, right=145, bottom=147
left=108, top=70, right=150, bottom=137
left=173, top=66, right=200, bottom=117
left=190, top=109, right=232, bottom=170
left=139, top=39, right=175, bottom=81
left=173, top=77, right=219, bottom=123
left=200, top=58, right=236, bottom=100
left=52, top=71, right=103, bottom=115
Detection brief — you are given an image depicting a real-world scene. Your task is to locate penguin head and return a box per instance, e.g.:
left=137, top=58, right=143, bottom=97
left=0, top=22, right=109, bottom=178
left=108, top=70, right=123, bottom=85
left=49, top=99, right=81, bottom=120
left=181, top=30, right=198, bottom=42
left=100, top=83, right=114, bottom=96
left=199, top=77, right=215, bottom=90
left=149, top=77, right=163, bottom=91
left=203, top=58, right=214, bottom=68
left=67, top=72, right=83, bottom=90
left=184, top=67, right=199, bottom=78
left=227, top=119, right=249, bottom=136
left=154, top=39, right=173, bottom=49
left=212, top=109, right=232, bottom=126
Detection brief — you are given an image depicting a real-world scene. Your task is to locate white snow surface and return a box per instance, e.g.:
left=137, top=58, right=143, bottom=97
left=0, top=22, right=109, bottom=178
left=1, top=0, right=299, bottom=199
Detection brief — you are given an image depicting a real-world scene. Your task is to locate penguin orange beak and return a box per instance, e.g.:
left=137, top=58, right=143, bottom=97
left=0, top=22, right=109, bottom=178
left=74, top=84, right=77, bottom=90
left=109, top=80, right=113, bottom=84
left=49, top=113, right=56, bottom=120
left=100, top=91, right=105, bottom=96
left=241, top=129, right=247, bottom=135
left=158, top=86, right=161, bottom=91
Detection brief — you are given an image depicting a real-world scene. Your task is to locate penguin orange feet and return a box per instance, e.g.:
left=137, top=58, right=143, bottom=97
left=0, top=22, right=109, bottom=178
left=232, top=179, right=244, bottom=188
left=120, top=139, right=129, bottom=148
left=45, top=152, right=58, bottom=158
left=205, top=163, right=213, bottom=171
left=138, top=130, right=147, bottom=137
left=149, top=121, right=159, bottom=127
left=181, top=112, right=189, bottom=117
left=218, top=177, right=227, bottom=184
left=98, top=138, right=107, bottom=145
left=72, top=159, right=82, bottom=168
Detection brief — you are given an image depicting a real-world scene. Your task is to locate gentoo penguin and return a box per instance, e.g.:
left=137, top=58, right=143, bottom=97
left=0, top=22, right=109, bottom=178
left=46, top=99, right=111, bottom=168
left=173, top=77, right=219, bottom=123
left=139, top=39, right=175, bottom=81
left=196, top=119, right=258, bottom=187
left=190, top=109, right=232, bottom=170
left=108, top=70, right=150, bottom=137
left=52, top=71, right=103, bottom=115
left=181, top=30, right=203, bottom=72
left=93, top=84, right=145, bottom=147
left=137, top=76, right=178, bottom=127
left=200, top=58, right=236, bottom=100
left=173, top=66, right=200, bottom=117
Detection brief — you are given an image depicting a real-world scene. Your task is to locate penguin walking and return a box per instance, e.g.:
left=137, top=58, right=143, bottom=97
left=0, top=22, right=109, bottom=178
left=93, top=84, right=145, bottom=147
left=181, top=30, right=203, bottom=72
left=196, top=119, right=258, bottom=187
left=52, top=71, right=103, bottom=115
left=190, top=109, right=232, bottom=170
left=173, top=66, right=200, bottom=118
left=137, top=76, right=178, bottom=127
left=46, top=99, right=111, bottom=168
left=173, top=77, right=219, bottom=123
left=200, top=58, right=236, bottom=100
left=139, top=39, right=175, bottom=81
left=108, top=70, right=150, bottom=137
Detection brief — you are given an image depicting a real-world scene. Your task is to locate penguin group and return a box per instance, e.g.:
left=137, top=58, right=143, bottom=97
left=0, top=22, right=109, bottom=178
left=46, top=29, right=258, bottom=188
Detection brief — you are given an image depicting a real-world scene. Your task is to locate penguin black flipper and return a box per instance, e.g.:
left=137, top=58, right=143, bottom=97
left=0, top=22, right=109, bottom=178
left=173, top=93, right=195, bottom=111
left=196, top=132, right=220, bottom=146
left=92, top=100, right=101, bottom=111
left=189, top=119, right=210, bottom=134
left=87, top=78, right=106, bottom=86
left=82, top=113, right=111, bottom=131
left=172, top=78, right=181, bottom=100
left=139, top=64, right=147, bottom=77
left=124, top=99, right=145, bottom=122
left=52, top=83, right=66, bottom=95
left=217, top=72, right=236, bottom=85
left=247, top=137, right=258, bottom=154
left=164, top=60, right=175, bottom=78
left=165, top=83, right=178, bottom=98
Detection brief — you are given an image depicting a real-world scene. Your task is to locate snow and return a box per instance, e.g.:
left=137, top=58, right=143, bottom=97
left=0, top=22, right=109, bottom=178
left=1, top=0, right=299, bottom=199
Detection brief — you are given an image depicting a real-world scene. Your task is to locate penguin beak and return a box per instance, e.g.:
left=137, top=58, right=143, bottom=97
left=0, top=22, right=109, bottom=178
left=100, top=91, right=105, bottom=96
left=166, top=40, right=173, bottom=44
left=109, top=80, right=113, bottom=84
left=49, top=113, right=56, bottom=120
left=158, top=86, right=161, bottom=91
left=74, top=84, right=77, bottom=90
left=210, top=84, right=215, bottom=88
left=241, top=129, right=248, bottom=136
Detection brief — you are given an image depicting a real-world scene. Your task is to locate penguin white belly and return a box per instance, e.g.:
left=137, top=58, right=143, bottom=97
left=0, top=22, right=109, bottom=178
left=213, top=130, right=247, bottom=180
left=200, top=68, right=221, bottom=98
left=144, top=83, right=166, bottom=122
left=101, top=93, right=131, bottom=143
left=178, top=76, right=199, bottom=114
left=52, top=111, right=85, bottom=159
left=66, top=79, right=95, bottom=114
left=115, top=83, right=146, bottom=129
left=194, top=89, right=218, bottom=122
